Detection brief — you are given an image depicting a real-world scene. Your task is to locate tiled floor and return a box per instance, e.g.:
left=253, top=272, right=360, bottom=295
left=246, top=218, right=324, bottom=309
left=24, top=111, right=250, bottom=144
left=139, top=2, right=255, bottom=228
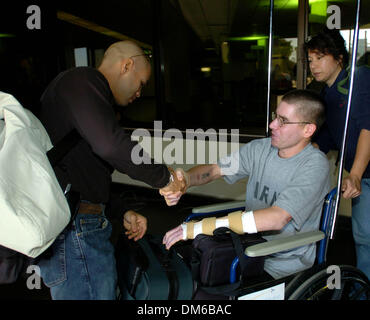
left=0, top=183, right=357, bottom=300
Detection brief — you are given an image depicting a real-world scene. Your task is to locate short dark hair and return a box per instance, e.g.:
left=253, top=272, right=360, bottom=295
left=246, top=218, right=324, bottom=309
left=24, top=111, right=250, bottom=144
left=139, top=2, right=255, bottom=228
left=282, top=89, right=326, bottom=131
left=304, top=27, right=349, bottom=68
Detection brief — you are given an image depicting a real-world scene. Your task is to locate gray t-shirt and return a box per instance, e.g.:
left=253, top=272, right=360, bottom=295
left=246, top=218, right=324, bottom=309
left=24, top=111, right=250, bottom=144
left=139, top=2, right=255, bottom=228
left=219, top=138, right=330, bottom=279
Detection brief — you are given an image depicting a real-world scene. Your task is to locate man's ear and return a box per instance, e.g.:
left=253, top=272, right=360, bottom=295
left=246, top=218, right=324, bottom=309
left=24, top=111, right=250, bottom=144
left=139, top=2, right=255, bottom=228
left=120, top=58, right=134, bottom=75
left=304, top=123, right=317, bottom=139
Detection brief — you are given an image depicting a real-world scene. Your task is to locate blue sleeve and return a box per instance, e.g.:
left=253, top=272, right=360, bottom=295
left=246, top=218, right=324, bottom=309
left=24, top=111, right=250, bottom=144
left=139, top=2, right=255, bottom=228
left=352, top=66, right=370, bottom=131
left=313, top=122, right=337, bottom=153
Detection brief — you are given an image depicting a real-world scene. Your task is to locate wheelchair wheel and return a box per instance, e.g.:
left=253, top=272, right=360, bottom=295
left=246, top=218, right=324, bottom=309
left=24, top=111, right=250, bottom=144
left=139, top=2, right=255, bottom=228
left=286, top=265, right=370, bottom=300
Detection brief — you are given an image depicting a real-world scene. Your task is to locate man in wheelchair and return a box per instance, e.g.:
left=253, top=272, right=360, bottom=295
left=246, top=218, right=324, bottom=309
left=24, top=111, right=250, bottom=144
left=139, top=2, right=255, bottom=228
left=160, top=89, right=331, bottom=281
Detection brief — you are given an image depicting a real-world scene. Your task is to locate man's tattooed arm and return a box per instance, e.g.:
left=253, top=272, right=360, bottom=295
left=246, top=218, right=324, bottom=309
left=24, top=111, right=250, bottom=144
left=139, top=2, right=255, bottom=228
left=188, top=164, right=222, bottom=186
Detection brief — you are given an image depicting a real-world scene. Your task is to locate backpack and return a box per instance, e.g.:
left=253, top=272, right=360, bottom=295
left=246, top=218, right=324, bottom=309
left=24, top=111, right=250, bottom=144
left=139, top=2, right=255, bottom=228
left=115, top=233, right=194, bottom=300
left=0, top=91, right=80, bottom=284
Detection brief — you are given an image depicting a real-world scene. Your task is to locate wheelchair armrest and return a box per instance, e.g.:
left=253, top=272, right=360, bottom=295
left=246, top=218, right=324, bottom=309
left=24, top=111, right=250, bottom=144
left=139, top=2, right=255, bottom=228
left=192, top=201, right=245, bottom=214
left=186, top=201, right=245, bottom=222
left=245, top=230, right=325, bottom=257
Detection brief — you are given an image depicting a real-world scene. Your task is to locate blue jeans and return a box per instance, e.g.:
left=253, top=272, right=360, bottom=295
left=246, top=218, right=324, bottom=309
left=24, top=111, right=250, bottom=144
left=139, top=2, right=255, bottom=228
left=37, top=209, right=117, bottom=300
left=352, top=178, right=370, bottom=281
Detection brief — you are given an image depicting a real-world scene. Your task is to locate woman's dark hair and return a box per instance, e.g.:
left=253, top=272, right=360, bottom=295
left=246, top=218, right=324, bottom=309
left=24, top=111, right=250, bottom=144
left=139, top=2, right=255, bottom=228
left=304, top=27, right=349, bottom=68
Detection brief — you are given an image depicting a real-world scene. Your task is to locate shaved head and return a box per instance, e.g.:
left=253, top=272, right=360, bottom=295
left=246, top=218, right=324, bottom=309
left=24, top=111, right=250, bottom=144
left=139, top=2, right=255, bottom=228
left=98, top=40, right=151, bottom=106
left=100, top=41, right=145, bottom=67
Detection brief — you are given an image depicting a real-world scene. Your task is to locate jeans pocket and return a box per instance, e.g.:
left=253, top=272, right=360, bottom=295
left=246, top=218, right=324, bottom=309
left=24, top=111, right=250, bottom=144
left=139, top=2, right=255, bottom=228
left=78, top=216, right=109, bottom=236
left=77, top=216, right=114, bottom=259
left=37, top=233, right=67, bottom=287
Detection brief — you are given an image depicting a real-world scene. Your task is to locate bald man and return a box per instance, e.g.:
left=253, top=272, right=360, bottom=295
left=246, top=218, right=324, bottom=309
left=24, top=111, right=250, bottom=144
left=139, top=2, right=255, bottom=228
left=37, top=41, right=185, bottom=300
left=98, top=41, right=152, bottom=106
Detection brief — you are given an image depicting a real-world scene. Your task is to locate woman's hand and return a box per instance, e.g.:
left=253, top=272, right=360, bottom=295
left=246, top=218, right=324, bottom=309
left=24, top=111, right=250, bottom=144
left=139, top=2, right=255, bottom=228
left=342, top=174, right=361, bottom=199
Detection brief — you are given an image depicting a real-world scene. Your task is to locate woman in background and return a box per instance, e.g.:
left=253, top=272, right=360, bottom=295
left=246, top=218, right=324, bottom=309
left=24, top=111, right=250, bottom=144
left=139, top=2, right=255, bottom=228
left=305, top=28, right=370, bottom=281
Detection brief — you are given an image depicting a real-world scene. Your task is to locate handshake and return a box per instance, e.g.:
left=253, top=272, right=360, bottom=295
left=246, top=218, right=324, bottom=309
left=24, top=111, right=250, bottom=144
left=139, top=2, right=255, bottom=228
left=160, top=167, right=190, bottom=206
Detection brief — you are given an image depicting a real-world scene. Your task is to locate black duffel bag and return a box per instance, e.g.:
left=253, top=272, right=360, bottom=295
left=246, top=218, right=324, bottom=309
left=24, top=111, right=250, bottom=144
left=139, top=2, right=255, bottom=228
left=116, top=233, right=194, bottom=300
left=190, top=227, right=267, bottom=299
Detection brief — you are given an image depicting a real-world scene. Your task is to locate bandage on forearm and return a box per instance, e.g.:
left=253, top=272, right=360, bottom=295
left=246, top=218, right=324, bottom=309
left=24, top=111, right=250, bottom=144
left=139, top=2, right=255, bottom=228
left=182, top=210, right=257, bottom=240
left=228, top=210, right=244, bottom=234
left=241, top=210, right=258, bottom=234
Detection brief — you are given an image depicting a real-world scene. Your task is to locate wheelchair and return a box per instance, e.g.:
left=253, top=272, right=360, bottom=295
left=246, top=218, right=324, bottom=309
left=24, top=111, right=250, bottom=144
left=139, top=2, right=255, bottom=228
left=186, top=188, right=370, bottom=300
